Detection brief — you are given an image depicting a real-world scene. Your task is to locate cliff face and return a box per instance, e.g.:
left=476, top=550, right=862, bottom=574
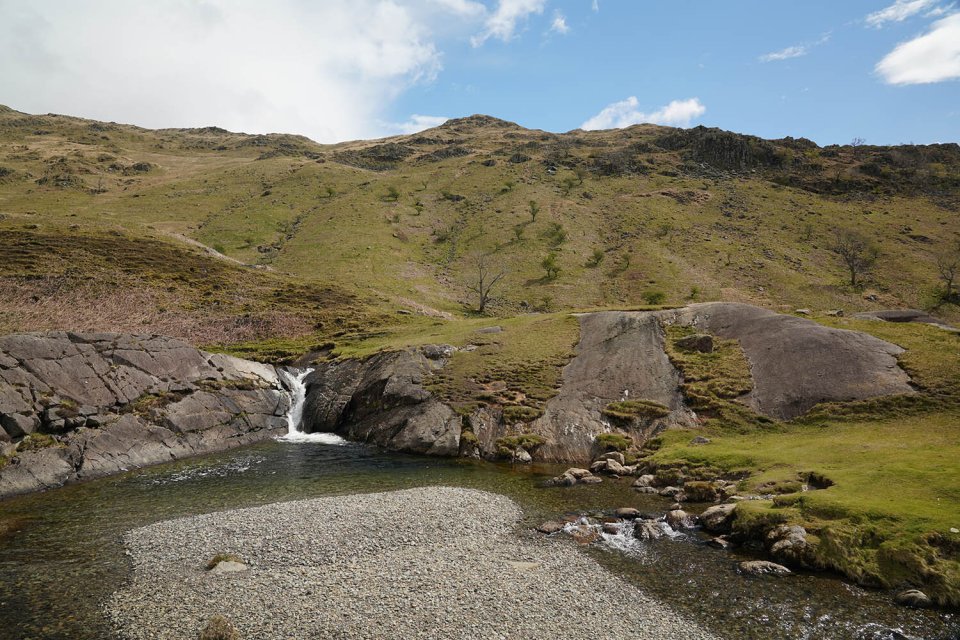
left=0, top=332, right=289, bottom=497
left=301, top=347, right=461, bottom=457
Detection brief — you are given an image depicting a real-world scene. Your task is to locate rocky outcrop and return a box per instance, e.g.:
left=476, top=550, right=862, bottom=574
left=0, top=332, right=289, bottom=497
left=301, top=347, right=461, bottom=456
left=853, top=309, right=958, bottom=332
left=532, top=312, right=696, bottom=461
left=664, top=303, right=914, bottom=419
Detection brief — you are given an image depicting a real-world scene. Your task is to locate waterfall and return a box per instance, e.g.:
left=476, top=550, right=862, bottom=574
left=277, top=368, right=346, bottom=444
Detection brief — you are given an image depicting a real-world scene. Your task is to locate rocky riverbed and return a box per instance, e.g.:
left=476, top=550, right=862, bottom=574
left=106, top=486, right=718, bottom=640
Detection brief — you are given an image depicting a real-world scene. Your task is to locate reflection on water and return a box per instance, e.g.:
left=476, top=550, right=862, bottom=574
left=0, top=440, right=955, bottom=640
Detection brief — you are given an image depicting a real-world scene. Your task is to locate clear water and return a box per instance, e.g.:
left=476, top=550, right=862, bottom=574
left=0, top=440, right=956, bottom=640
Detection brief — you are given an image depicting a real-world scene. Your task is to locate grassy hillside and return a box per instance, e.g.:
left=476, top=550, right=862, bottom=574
left=1, top=105, right=958, bottom=339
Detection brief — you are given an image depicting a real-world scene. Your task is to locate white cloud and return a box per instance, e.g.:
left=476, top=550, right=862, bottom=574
left=471, top=0, right=547, bottom=46
left=759, top=45, right=808, bottom=62
left=384, top=114, right=450, bottom=134
left=581, top=97, right=706, bottom=130
left=759, top=32, right=830, bottom=63
left=876, top=13, right=960, bottom=83
left=0, top=1, right=463, bottom=143
left=429, top=0, right=485, bottom=18
left=866, top=0, right=938, bottom=27
left=550, top=11, right=570, bottom=34
left=592, top=0, right=599, bottom=11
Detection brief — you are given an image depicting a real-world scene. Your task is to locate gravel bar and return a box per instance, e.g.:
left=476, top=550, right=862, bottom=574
left=106, top=486, right=718, bottom=639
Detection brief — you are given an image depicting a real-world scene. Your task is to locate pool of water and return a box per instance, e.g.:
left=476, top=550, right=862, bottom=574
left=0, top=440, right=956, bottom=640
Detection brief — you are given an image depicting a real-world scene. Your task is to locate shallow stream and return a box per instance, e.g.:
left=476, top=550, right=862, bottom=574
left=0, top=440, right=956, bottom=639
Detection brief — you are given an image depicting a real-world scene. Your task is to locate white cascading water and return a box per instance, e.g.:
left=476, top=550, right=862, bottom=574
left=277, top=368, right=346, bottom=444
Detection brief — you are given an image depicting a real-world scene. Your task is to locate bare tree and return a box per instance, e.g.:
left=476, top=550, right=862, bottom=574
left=851, top=137, right=867, bottom=160
left=466, top=253, right=506, bottom=314
left=830, top=229, right=878, bottom=288
left=935, top=242, right=960, bottom=302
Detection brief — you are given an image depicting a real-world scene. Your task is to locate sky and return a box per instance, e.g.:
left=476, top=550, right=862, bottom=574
left=0, top=0, right=958, bottom=145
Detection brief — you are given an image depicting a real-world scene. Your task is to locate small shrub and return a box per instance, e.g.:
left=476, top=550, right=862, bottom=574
left=642, top=290, right=666, bottom=305
left=460, top=429, right=479, bottom=446
left=542, top=222, right=567, bottom=247
left=16, top=433, right=58, bottom=453
left=595, top=432, right=633, bottom=452
left=502, top=405, right=542, bottom=423
left=586, top=248, right=605, bottom=267
left=541, top=252, right=560, bottom=280
left=602, top=400, right=670, bottom=423
left=495, top=433, right=546, bottom=452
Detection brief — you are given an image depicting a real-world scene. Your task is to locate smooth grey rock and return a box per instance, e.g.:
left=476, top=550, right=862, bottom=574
left=615, top=507, right=641, bottom=520
left=666, top=302, right=912, bottom=419
left=0, top=332, right=287, bottom=498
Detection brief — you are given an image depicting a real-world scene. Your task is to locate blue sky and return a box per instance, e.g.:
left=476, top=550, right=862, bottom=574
left=1, top=0, right=958, bottom=144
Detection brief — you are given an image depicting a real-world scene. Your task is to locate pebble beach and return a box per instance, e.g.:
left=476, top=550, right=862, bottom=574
left=107, top=486, right=718, bottom=639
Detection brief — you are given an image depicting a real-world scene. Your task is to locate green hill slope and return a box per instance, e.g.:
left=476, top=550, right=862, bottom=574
left=1, top=106, right=958, bottom=342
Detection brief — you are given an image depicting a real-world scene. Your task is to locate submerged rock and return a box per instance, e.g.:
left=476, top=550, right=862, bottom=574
left=738, top=560, right=792, bottom=576
left=536, top=521, right=564, bottom=534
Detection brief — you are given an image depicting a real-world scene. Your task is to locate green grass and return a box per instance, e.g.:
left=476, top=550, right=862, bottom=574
left=601, top=399, right=670, bottom=423
left=647, top=318, right=960, bottom=605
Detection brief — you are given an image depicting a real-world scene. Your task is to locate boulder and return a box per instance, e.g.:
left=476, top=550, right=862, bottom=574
left=536, top=521, right=565, bottom=534
left=632, top=474, right=655, bottom=488
left=614, top=507, right=641, bottom=520
left=690, top=435, right=711, bottom=445
left=580, top=475, right=603, bottom=485
left=601, top=522, right=620, bottom=535
left=634, top=520, right=664, bottom=541
left=700, top=503, right=737, bottom=533
left=894, top=589, right=932, bottom=609
left=596, top=451, right=625, bottom=465
left=665, top=510, right=698, bottom=530
left=766, top=524, right=815, bottom=568
left=738, top=560, right=792, bottom=576
left=634, top=486, right=658, bottom=494
left=659, top=486, right=683, bottom=499
left=512, top=447, right=532, bottom=463
left=707, top=536, right=733, bottom=550
left=567, top=467, right=593, bottom=480
left=569, top=525, right=600, bottom=545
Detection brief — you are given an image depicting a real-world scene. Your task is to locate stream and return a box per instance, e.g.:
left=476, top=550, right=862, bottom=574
left=0, top=437, right=956, bottom=639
